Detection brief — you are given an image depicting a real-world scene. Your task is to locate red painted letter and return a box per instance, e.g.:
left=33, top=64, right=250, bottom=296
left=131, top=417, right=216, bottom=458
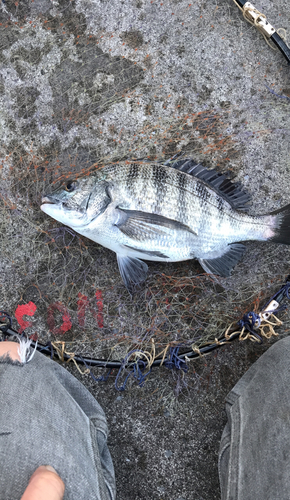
left=15, top=302, right=37, bottom=333
left=77, top=291, right=104, bottom=328
left=47, top=302, right=72, bottom=335
left=77, top=293, right=89, bottom=327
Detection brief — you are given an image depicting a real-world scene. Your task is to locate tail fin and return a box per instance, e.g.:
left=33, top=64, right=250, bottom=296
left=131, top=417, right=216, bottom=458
left=270, top=204, right=290, bottom=245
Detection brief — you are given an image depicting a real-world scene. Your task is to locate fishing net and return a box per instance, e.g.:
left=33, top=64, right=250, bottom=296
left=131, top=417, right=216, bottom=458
left=1, top=0, right=290, bottom=377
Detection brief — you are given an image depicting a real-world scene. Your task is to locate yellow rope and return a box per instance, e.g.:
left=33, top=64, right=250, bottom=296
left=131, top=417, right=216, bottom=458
left=224, top=323, right=238, bottom=341
left=51, top=341, right=90, bottom=375
left=277, top=28, right=288, bottom=44
left=224, top=312, right=283, bottom=344
left=191, top=345, right=203, bottom=357
left=129, top=338, right=156, bottom=372
left=158, top=344, right=170, bottom=367
left=255, top=314, right=282, bottom=340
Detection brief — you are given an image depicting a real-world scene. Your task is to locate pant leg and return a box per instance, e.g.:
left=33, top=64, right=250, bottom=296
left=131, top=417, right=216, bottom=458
left=219, top=337, right=290, bottom=500
left=0, top=349, right=115, bottom=500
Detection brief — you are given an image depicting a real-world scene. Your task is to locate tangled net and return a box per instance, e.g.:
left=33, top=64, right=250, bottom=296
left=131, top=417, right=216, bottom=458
left=1, top=0, right=290, bottom=374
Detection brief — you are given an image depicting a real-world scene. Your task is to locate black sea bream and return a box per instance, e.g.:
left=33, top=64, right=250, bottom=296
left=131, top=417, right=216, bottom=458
left=41, top=159, right=290, bottom=291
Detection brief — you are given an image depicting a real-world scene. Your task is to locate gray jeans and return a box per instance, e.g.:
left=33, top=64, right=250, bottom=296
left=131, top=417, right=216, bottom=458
left=0, top=349, right=115, bottom=500
left=219, top=337, right=290, bottom=500
left=2, top=337, right=289, bottom=500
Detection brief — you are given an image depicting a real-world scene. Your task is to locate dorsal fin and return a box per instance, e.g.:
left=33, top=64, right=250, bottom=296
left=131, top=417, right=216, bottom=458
left=168, top=158, right=251, bottom=212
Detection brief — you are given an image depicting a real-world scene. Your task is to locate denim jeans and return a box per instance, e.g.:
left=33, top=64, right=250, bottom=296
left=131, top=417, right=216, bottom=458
left=219, top=337, right=290, bottom=500
left=0, top=348, right=115, bottom=500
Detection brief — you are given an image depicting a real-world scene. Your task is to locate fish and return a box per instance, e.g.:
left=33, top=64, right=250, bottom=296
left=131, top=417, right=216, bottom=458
left=41, top=158, right=290, bottom=292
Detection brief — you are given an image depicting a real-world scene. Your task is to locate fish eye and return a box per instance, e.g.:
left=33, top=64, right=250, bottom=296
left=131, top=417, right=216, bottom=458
left=65, top=180, right=78, bottom=192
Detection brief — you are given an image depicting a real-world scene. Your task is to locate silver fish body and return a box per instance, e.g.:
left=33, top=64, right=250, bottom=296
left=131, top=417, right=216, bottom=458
left=41, top=159, right=290, bottom=291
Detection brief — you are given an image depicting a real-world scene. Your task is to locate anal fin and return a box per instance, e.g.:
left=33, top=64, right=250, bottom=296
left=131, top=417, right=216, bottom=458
left=117, top=254, right=148, bottom=293
left=198, top=243, right=246, bottom=277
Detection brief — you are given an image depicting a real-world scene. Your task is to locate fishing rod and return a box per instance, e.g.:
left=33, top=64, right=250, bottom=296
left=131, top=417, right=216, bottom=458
left=233, top=0, right=290, bottom=64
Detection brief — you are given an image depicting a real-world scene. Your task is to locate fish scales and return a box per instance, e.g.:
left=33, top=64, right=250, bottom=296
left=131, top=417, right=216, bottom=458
left=103, top=163, right=259, bottom=250
left=124, top=163, right=173, bottom=217
left=41, top=160, right=290, bottom=291
left=109, top=163, right=197, bottom=224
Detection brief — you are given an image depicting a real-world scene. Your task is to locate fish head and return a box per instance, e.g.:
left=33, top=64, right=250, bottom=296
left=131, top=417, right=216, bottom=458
left=41, top=174, right=111, bottom=228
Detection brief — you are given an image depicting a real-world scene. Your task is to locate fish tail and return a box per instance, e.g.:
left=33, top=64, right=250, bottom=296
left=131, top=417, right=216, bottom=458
left=268, top=203, right=290, bottom=245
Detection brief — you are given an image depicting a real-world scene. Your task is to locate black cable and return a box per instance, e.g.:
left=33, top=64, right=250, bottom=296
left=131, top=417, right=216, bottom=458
left=234, top=0, right=247, bottom=7
left=270, top=32, right=290, bottom=64
left=0, top=324, right=240, bottom=368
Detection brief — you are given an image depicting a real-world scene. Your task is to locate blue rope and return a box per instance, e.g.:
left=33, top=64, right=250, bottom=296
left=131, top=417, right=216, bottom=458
left=265, top=84, right=290, bottom=102
left=114, top=350, right=152, bottom=391
left=2, top=277, right=290, bottom=390
left=284, top=283, right=290, bottom=300
left=79, top=356, right=112, bottom=382
left=39, top=341, right=54, bottom=359
left=163, top=347, right=188, bottom=373
left=238, top=312, right=263, bottom=342
left=114, top=347, right=188, bottom=391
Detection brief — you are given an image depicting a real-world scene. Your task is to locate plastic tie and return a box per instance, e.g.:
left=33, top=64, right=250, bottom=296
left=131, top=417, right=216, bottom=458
left=263, top=280, right=290, bottom=311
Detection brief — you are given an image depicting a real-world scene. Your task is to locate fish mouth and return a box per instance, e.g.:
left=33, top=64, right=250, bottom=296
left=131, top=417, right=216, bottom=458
left=41, top=197, right=89, bottom=227
left=41, top=196, right=57, bottom=205
left=41, top=196, right=63, bottom=214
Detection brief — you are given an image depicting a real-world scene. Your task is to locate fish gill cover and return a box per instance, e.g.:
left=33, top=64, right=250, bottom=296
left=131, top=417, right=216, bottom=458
left=0, top=0, right=290, bottom=379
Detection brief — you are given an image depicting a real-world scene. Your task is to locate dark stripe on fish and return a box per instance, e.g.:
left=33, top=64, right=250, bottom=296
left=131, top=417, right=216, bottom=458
left=124, top=245, right=169, bottom=259
left=196, top=180, right=210, bottom=208
left=152, top=164, right=168, bottom=214
left=128, top=163, right=139, bottom=179
left=127, top=163, right=140, bottom=196
left=217, top=196, right=224, bottom=213
left=177, top=170, right=188, bottom=224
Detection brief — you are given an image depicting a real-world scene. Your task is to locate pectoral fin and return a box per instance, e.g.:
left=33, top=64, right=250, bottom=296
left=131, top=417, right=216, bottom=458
left=116, top=208, right=196, bottom=241
left=117, top=254, right=148, bottom=293
left=198, top=243, right=246, bottom=277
